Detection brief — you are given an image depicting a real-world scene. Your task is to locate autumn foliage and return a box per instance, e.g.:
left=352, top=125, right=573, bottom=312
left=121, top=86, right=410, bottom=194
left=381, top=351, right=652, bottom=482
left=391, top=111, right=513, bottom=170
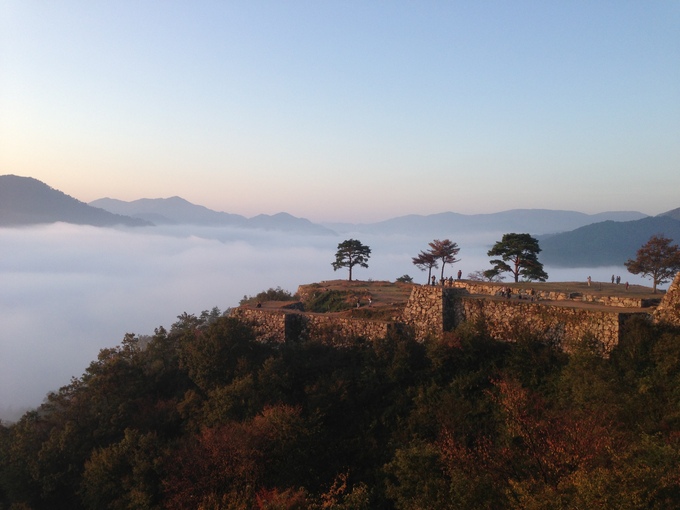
left=3, top=311, right=680, bottom=508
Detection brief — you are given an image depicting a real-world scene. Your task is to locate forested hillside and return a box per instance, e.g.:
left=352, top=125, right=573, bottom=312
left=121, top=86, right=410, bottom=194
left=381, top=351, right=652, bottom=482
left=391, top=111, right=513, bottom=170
left=539, top=215, right=680, bottom=267
left=2, top=309, right=680, bottom=509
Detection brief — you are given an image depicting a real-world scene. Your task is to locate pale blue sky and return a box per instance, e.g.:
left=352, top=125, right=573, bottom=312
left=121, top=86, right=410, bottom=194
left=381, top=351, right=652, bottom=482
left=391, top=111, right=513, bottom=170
left=1, top=1, right=679, bottom=222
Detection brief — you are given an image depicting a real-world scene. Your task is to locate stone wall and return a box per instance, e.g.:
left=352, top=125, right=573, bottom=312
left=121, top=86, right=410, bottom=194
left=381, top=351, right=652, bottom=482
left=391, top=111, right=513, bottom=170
left=233, top=276, right=680, bottom=353
left=453, top=297, right=636, bottom=353
left=654, top=272, right=680, bottom=328
left=230, top=308, right=289, bottom=343
left=400, top=285, right=458, bottom=341
left=448, top=281, right=659, bottom=308
left=403, top=285, right=647, bottom=353
left=301, top=314, right=398, bottom=346
left=231, top=307, right=400, bottom=346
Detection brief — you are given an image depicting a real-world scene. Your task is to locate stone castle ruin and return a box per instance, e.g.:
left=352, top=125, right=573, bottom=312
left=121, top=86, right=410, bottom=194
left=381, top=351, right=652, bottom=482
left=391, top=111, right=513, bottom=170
left=232, top=273, right=680, bottom=354
left=654, top=271, right=680, bottom=328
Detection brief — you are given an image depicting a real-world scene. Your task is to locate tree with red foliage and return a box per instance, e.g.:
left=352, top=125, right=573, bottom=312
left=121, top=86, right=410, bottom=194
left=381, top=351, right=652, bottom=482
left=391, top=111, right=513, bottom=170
left=625, top=234, right=680, bottom=293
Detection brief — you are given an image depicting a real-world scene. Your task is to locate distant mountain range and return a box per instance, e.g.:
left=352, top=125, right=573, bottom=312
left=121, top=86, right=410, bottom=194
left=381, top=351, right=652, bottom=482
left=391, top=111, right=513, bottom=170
left=538, top=216, right=680, bottom=267
left=89, top=197, right=336, bottom=235
left=0, top=175, right=149, bottom=227
left=325, top=209, right=648, bottom=237
left=90, top=196, right=246, bottom=226
left=3, top=174, right=680, bottom=268
left=663, top=207, right=680, bottom=221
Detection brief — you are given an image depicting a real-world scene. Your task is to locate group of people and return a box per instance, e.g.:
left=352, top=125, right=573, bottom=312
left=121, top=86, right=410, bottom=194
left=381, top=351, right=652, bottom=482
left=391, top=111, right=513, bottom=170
left=499, top=286, right=513, bottom=299
left=430, top=269, right=463, bottom=286
left=613, top=275, right=631, bottom=290
left=356, top=296, right=372, bottom=308
left=496, top=287, right=537, bottom=301
left=587, top=275, right=629, bottom=289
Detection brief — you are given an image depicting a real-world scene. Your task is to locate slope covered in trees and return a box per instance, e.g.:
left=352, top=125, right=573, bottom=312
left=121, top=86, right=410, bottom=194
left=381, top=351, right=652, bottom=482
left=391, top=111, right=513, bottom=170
left=539, top=215, right=680, bottom=267
left=2, top=308, right=680, bottom=508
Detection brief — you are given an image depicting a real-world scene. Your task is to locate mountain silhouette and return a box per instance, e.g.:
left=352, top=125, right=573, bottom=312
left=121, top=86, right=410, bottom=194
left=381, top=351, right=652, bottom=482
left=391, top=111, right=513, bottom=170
left=661, top=207, right=680, bottom=222
left=325, top=209, right=648, bottom=237
left=6, top=174, right=677, bottom=263
left=89, top=196, right=248, bottom=226
left=538, top=215, right=680, bottom=267
left=0, top=175, right=150, bottom=227
left=90, top=197, right=336, bottom=235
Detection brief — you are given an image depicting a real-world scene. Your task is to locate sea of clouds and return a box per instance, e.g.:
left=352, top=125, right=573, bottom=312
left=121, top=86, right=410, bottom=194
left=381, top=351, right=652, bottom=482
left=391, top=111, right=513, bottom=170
left=0, top=223, right=651, bottom=422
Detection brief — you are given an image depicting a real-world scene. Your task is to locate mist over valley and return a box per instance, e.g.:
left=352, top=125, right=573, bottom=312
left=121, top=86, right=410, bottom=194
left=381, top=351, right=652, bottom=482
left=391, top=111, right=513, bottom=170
left=1, top=176, right=679, bottom=421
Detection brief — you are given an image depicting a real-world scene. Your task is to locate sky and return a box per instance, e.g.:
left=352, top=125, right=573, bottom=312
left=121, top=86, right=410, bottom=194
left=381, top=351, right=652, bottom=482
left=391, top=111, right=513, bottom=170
left=1, top=1, right=679, bottom=223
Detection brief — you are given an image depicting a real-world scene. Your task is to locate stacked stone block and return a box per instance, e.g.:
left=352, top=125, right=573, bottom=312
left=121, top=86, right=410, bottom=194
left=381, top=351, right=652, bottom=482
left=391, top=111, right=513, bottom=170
left=450, top=281, right=658, bottom=308
left=234, top=277, right=680, bottom=354
left=231, top=307, right=396, bottom=345
left=654, top=272, right=680, bottom=328
left=403, top=285, right=647, bottom=353
left=454, top=296, right=635, bottom=353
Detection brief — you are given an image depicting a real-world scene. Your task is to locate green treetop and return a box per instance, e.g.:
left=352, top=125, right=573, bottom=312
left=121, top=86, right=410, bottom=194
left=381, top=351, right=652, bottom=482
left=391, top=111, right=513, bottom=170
left=484, top=233, right=548, bottom=283
left=625, top=234, right=680, bottom=293
left=332, top=239, right=371, bottom=281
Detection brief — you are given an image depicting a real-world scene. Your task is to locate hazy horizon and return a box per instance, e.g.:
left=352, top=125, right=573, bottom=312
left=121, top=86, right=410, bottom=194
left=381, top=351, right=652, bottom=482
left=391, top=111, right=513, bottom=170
left=1, top=172, right=670, bottom=226
left=86, top=191, right=666, bottom=224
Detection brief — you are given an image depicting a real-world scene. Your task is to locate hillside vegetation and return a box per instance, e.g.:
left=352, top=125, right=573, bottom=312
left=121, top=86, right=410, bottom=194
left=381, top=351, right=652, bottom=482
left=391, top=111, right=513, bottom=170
left=3, top=297, right=680, bottom=508
left=539, top=216, right=680, bottom=267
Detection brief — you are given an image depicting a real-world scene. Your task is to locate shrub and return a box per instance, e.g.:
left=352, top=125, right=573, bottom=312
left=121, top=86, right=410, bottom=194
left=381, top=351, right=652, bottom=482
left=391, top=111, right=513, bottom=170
left=240, top=287, right=297, bottom=306
left=305, top=290, right=353, bottom=313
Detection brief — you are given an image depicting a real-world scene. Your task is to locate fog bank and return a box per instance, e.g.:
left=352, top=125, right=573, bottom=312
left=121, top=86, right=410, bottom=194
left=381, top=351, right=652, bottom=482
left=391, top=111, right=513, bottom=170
left=0, top=224, right=651, bottom=422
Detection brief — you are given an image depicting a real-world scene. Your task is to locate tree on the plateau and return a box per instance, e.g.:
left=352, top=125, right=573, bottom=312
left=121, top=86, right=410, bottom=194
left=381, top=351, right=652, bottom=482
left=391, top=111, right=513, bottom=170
left=625, top=234, right=680, bottom=293
left=428, top=239, right=461, bottom=282
left=467, top=270, right=504, bottom=282
left=485, top=233, right=548, bottom=283
left=332, top=239, right=371, bottom=281
left=412, top=250, right=438, bottom=284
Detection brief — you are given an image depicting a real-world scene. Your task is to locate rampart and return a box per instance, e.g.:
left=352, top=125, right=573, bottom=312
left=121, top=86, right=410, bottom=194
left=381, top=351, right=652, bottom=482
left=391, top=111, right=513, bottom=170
left=231, top=307, right=405, bottom=346
left=232, top=275, right=680, bottom=353
left=447, top=281, right=660, bottom=308
left=653, top=272, right=680, bottom=328
left=401, top=285, right=643, bottom=353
